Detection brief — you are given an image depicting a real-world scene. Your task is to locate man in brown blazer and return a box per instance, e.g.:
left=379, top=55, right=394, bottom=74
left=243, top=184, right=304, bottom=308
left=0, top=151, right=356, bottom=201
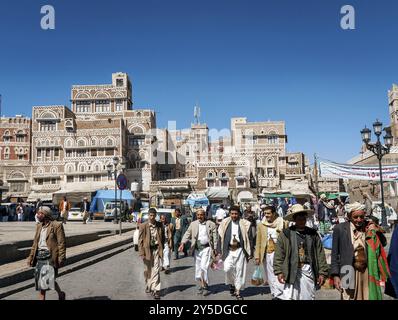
left=138, top=208, right=165, bottom=300
left=27, top=206, right=66, bottom=300
left=160, top=213, right=174, bottom=274
left=179, top=209, right=218, bottom=296
left=58, top=196, right=71, bottom=224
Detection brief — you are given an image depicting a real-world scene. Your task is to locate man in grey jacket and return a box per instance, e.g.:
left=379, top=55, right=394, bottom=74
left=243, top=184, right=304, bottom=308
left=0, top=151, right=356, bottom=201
left=179, top=208, right=218, bottom=296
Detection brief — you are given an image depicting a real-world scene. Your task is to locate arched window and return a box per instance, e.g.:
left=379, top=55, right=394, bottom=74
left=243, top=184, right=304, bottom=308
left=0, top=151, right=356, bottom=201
left=3, top=130, right=11, bottom=143
left=77, top=139, right=85, bottom=147
left=4, top=147, right=10, bottom=159
left=107, top=139, right=113, bottom=147
left=268, top=132, right=278, bottom=144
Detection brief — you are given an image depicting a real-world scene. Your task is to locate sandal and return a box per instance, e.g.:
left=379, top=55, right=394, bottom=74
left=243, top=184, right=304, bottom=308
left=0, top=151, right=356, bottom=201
left=235, top=294, right=244, bottom=301
left=154, top=291, right=161, bottom=300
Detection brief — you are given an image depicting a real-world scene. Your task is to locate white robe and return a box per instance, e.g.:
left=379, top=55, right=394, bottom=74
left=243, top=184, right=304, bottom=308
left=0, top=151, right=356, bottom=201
left=163, top=243, right=171, bottom=268
left=224, top=248, right=247, bottom=291
left=281, top=264, right=315, bottom=300
left=194, top=247, right=212, bottom=284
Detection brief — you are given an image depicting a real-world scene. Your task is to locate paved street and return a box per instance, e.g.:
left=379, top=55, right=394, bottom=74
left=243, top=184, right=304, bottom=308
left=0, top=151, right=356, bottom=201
left=4, top=247, right=345, bottom=300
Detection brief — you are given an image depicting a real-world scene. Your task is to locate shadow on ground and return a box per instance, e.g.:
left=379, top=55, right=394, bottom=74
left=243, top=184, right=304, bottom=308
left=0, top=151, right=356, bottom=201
left=75, top=296, right=112, bottom=300
left=162, top=284, right=196, bottom=296
left=169, top=265, right=192, bottom=273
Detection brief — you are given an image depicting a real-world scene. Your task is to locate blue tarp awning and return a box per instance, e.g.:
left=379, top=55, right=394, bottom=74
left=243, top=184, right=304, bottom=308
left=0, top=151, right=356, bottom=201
left=186, top=193, right=209, bottom=207
left=90, top=190, right=134, bottom=212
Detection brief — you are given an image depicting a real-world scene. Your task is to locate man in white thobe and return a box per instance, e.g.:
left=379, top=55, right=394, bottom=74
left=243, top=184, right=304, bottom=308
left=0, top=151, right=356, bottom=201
left=218, top=206, right=253, bottom=300
left=180, top=209, right=218, bottom=296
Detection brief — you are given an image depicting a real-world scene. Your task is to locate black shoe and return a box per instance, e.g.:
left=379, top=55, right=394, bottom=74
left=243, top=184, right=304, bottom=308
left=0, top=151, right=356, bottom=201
left=145, top=288, right=151, bottom=294
left=165, top=268, right=170, bottom=274
left=154, top=291, right=161, bottom=300
left=197, top=286, right=203, bottom=295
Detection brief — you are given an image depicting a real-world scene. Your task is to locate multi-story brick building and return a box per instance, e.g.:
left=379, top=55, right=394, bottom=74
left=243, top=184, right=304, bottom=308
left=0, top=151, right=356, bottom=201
left=27, top=73, right=157, bottom=204
left=0, top=115, right=32, bottom=201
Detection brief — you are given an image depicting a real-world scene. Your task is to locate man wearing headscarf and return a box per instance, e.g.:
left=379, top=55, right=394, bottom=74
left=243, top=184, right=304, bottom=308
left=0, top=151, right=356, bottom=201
left=331, top=202, right=389, bottom=300
left=27, top=206, right=66, bottom=300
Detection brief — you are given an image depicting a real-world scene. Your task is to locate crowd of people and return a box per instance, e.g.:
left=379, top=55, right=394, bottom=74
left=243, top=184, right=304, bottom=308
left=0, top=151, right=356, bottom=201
left=136, top=199, right=397, bottom=301
left=24, top=194, right=398, bottom=301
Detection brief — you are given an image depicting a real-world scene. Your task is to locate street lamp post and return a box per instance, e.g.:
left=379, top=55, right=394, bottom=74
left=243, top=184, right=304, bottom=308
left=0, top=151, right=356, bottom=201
left=361, top=120, right=393, bottom=230
left=107, top=157, right=120, bottom=225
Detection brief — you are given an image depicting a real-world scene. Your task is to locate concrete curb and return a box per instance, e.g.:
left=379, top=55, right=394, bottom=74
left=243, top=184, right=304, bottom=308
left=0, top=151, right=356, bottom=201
left=0, top=233, right=134, bottom=290
left=0, top=226, right=135, bottom=265
left=0, top=242, right=133, bottom=299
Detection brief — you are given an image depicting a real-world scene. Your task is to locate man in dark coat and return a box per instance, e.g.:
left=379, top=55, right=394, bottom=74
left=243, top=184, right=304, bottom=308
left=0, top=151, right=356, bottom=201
left=171, top=208, right=189, bottom=259
left=274, top=204, right=328, bottom=300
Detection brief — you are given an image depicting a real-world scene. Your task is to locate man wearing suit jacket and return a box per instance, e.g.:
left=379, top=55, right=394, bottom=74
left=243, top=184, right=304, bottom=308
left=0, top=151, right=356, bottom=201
left=331, top=202, right=387, bottom=300
left=138, top=208, right=165, bottom=300
left=179, top=208, right=218, bottom=296
left=27, top=206, right=66, bottom=300
left=171, top=208, right=189, bottom=259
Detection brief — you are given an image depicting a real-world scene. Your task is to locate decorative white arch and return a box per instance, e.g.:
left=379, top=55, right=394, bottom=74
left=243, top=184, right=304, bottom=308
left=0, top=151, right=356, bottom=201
left=77, top=138, right=87, bottom=147
left=39, top=111, right=57, bottom=119
left=104, top=136, right=116, bottom=147
left=78, top=162, right=88, bottom=173
left=91, top=161, right=103, bottom=172
left=266, top=157, right=275, bottom=166
left=65, top=138, right=74, bottom=148
left=37, top=167, right=45, bottom=174
left=50, top=167, right=58, bottom=174
left=128, top=124, right=146, bottom=135
left=75, top=92, right=91, bottom=99
left=90, top=137, right=98, bottom=146
left=65, top=163, right=75, bottom=173
left=206, top=170, right=216, bottom=178
left=94, top=91, right=111, bottom=99
left=8, top=171, right=25, bottom=179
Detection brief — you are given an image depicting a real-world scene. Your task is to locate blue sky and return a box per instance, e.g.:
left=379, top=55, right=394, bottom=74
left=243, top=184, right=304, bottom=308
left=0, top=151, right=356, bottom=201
left=1, top=0, right=398, bottom=163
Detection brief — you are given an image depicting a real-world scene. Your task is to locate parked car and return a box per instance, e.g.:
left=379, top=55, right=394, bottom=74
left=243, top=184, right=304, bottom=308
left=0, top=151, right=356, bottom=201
left=104, top=202, right=120, bottom=222
left=133, top=208, right=174, bottom=251
left=67, top=207, right=84, bottom=221
left=104, top=200, right=129, bottom=222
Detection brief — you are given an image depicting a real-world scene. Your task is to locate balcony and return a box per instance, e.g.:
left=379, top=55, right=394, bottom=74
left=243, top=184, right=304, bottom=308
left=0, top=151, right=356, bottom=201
left=30, top=184, right=61, bottom=192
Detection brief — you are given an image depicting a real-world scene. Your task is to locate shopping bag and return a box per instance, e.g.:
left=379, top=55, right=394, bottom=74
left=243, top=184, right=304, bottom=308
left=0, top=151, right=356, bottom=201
left=251, top=266, right=264, bottom=286
left=321, top=234, right=333, bottom=250
left=211, top=255, right=224, bottom=271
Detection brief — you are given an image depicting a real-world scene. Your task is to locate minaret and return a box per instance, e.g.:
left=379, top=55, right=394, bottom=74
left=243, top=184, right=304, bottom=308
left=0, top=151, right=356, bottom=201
left=194, top=102, right=201, bottom=125
left=388, top=84, right=398, bottom=145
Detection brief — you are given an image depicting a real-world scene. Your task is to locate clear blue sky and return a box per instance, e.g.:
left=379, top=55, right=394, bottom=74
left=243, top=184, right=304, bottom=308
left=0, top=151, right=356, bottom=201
left=1, top=0, right=398, bottom=163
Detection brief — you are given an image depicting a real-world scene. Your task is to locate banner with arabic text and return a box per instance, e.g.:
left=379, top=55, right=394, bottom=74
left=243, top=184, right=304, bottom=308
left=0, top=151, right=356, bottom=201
left=319, top=160, right=398, bottom=182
